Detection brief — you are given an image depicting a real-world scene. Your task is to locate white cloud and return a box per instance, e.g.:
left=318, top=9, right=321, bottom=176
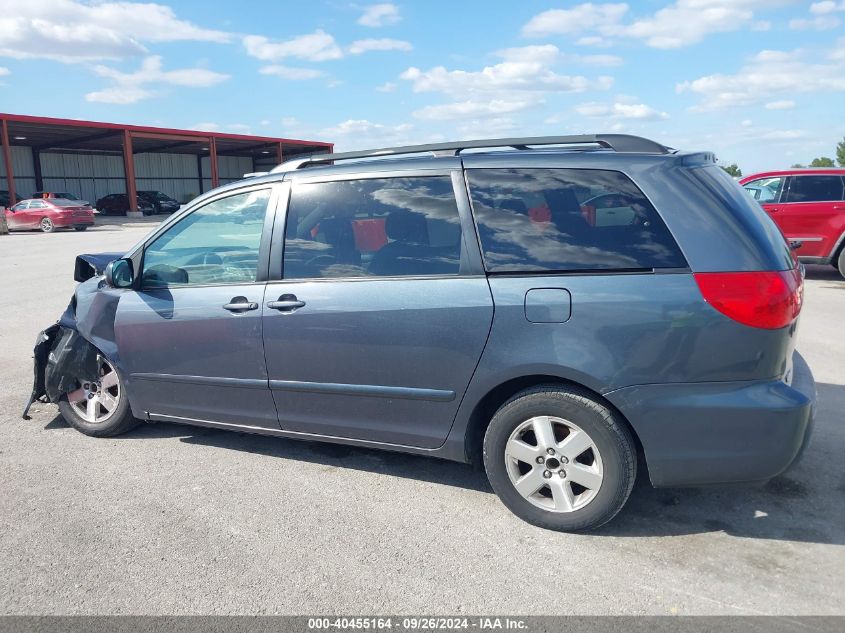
left=760, top=129, right=806, bottom=141
left=456, top=117, right=518, bottom=137
left=0, top=66, right=9, bottom=76
left=580, top=54, right=624, bottom=66
left=792, top=1, right=845, bottom=28
left=85, top=55, right=229, bottom=104
left=399, top=44, right=613, bottom=121
left=376, top=81, right=397, bottom=92
left=677, top=44, right=845, bottom=110
left=243, top=30, right=343, bottom=62
left=358, top=3, right=401, bottom=27
left=621, top=0, right=768, bottom=49
left=576, top=36, right=613, bottom=47
left=259, top=65, right=324, bottom=80
left=0, top=0, right=229, bottom=62
left=317, top=118, right=415, bottom=150
left=810, top=1, right=845, bottom=14
left=789, top=16, right=841, bottom=30
left=192, top=122, right=220, bottom=132
left=521, top=3, right=629, bottom=37
left=765, top=100, right=796, bottom=110
left=575, top=100, right=669, bottom=120
left=348, top=38, right=412, bottom=54
left=401, top=57, right=613, bottom=97
left=522, top=1, right=784, bottom=50
left=412, top=99, right=537, bottom=121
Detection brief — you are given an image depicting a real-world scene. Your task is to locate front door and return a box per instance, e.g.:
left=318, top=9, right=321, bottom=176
left=262, top=172, right=494, bottom=448
left=114, top=186, right=280, bottom=429
left=5, top=202, right=31, bottom=229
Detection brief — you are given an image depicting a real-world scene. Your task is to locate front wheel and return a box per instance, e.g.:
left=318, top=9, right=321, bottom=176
left=58, top=355, right=141, bottom=437
left=483, top=385, right=636, bottom=532
left=837, top=248, right=845, bottom=279
left=39, top=217, right=54, bottom=233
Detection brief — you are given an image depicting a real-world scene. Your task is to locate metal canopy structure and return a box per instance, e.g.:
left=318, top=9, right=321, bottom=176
left=0, top=113, right=332, bottom=211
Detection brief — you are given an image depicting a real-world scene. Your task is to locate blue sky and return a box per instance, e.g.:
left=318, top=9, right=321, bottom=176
left=1, top=0, right=844, bottom=173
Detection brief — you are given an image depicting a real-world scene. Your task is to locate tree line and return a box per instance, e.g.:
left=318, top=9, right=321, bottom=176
left=720, top=136, right=845, bottom=177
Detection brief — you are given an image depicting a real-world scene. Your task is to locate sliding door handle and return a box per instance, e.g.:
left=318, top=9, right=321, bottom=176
left=223, top=296, right=259, bottom=312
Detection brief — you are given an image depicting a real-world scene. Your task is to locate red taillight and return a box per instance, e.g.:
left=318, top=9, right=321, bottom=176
left=694, top=270, right=803, bottom=329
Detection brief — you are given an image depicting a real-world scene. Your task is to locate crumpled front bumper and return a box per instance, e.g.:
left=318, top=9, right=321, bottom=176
left=22, top=324, right=100, bottom=419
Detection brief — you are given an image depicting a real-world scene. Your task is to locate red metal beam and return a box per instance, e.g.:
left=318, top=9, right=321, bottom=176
left=209, top=136, right=219, bottom=188
left=0, top=112, right=333, bottom=149
left=122, top=130, right=138, bottom=213
left=1, top=118, right=15, bottom=206
left=130, top=131, right=204, bottom=143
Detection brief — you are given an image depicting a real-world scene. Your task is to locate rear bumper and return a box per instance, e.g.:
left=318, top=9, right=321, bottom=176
left=605, top=351, right=816, bottom=487
left=54, top=215, right=94, bottom=227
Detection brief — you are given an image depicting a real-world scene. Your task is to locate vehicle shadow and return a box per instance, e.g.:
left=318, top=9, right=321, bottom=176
left=43, top=383, right=845, bottom=544
left=803, top=264, right=843, bottom=284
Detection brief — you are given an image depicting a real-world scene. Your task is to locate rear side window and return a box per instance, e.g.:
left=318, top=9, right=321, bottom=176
left=283, top=176, right=463, bottom=279
left=784, top=175, right=845, bottom=203
left=466, top=168, right=686, bottom=272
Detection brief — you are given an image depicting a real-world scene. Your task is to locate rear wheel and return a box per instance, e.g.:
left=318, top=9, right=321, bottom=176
left=74, top=226, right=88, bottom=232
left=58, top=355, right=141, bottom=437
left=483, top=385, right=636, bottom=532
left=39, top=217, right=54, bottom=233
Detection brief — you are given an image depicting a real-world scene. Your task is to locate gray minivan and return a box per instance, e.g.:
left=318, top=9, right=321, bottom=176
left=25, top=135, right=815, bottom=531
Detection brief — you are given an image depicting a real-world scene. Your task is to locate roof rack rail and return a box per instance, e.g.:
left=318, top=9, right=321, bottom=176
left=270, top=134, right=670, bottom=173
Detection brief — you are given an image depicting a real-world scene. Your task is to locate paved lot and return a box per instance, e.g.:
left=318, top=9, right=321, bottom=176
left=0, top=224, right=843, bottom=615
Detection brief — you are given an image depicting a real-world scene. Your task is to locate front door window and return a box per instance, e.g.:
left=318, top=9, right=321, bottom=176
left=142, top=189, right=271, bottom=288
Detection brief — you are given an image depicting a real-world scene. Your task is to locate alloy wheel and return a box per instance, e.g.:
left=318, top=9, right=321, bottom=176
left=504, top=416, right=604, bottom=513
left=67, top=356, right=121, bottom=425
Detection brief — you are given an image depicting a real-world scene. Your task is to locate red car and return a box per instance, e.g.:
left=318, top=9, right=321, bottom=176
left=740, top=169, right=845, bottom=277
left=4, top=198, right=95, bottom=233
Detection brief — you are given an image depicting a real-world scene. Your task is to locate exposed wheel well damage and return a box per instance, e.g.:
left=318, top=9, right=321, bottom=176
left=463, top=374, right=647, bottom=477
left=22, top=325, right=101, bottom=419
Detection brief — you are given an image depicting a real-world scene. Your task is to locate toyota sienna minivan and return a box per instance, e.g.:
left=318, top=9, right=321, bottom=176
left=25, top=135, right=815, bottom=531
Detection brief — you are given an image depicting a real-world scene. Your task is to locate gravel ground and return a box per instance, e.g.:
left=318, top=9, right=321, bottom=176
left=0, top=224, right=843, bottom=615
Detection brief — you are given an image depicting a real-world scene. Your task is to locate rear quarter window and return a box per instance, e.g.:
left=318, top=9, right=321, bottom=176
left=465, top=168, right=687, bottom=272
left=695, top=166, right=795, bottom=271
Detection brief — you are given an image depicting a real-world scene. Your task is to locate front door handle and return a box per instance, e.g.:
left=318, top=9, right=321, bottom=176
left=223, top=296, right=259, bottom=312
left=267, top=294, right=306, bottom=312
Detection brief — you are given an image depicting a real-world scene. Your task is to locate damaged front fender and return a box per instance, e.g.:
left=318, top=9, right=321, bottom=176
left=22, top=325, right=102, bottom=419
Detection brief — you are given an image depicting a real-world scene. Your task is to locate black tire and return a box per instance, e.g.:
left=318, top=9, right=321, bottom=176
left=837, top=248, right=845, bottom=279
left=39, top=217, right=55, bottom=233
left=74, top=226, right=88, bottom=232
left=483, top=385, right=636, bottom=532
left=58, top=359, right=141, bottom=438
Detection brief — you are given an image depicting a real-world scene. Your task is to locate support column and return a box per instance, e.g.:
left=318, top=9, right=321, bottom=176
left=33, top=148, right=43, bottom=193
left=209, top=137, right=219, bottom=189
left=1, top=118, right=16, bottom=208
left=276, top=141, right=284, bottom=165
left=122, top=130, right=139, bottom=215
left=196, top=154, right=204, bottom=195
